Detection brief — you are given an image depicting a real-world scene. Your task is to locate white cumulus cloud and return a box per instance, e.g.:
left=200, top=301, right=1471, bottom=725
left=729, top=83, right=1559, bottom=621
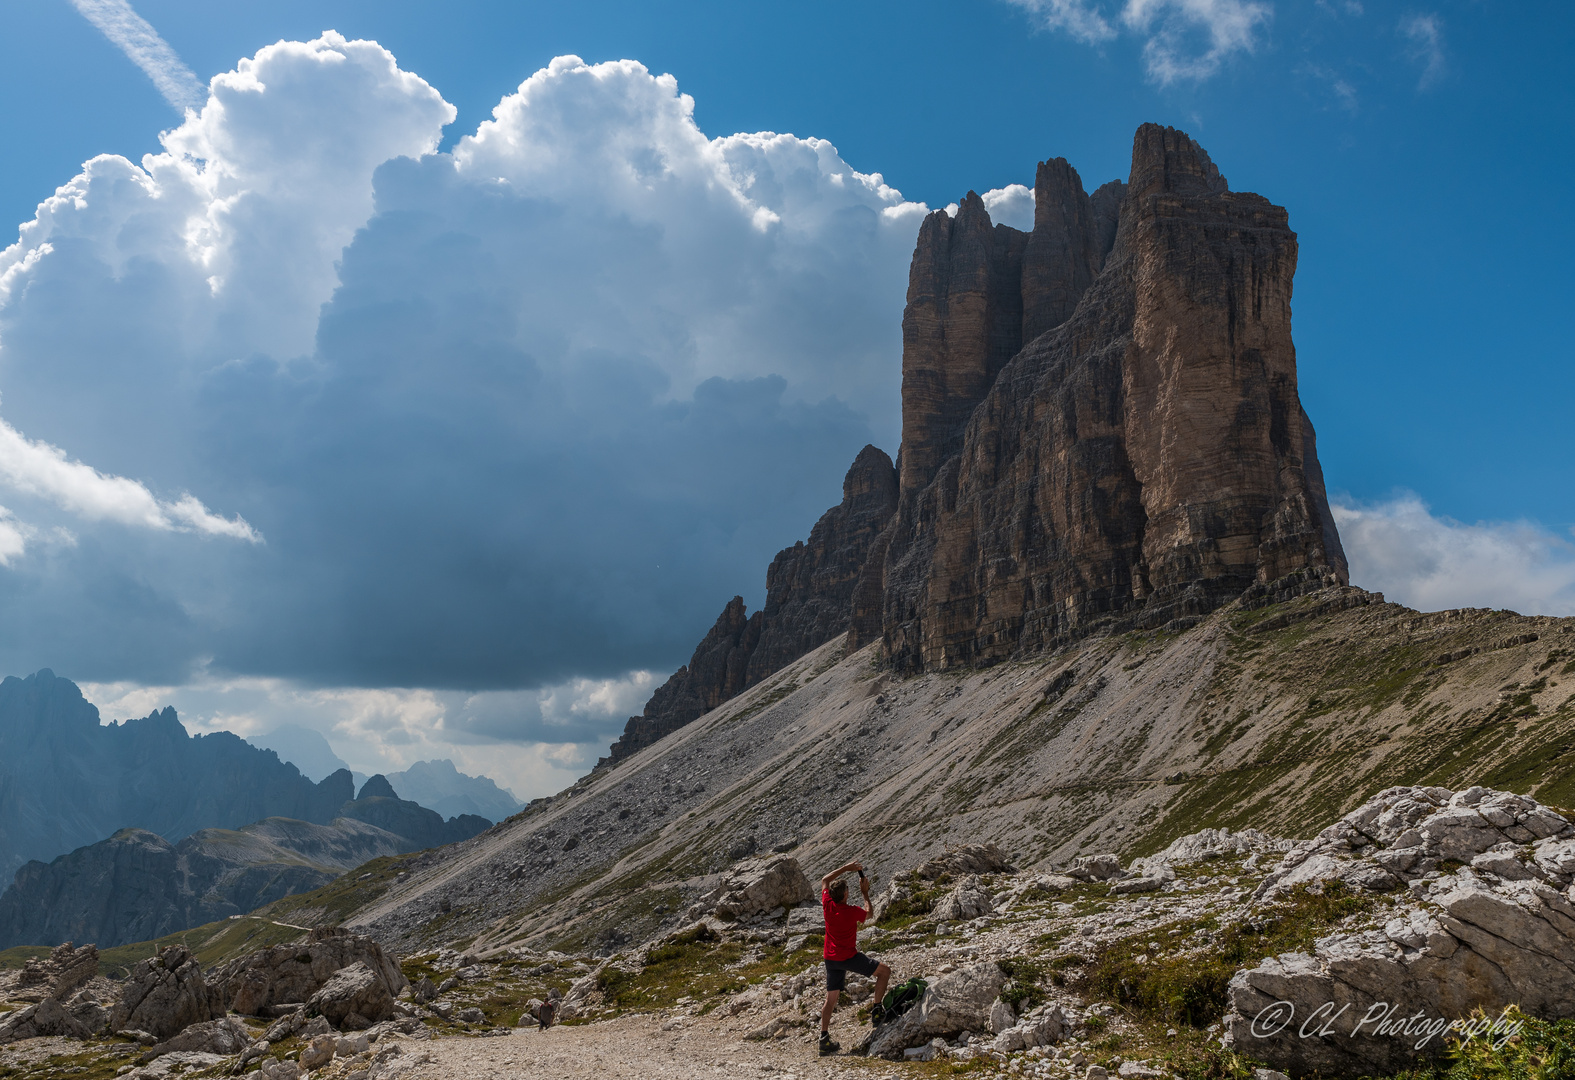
left=0, top=41, right=933, bottom=696
left=1334, top=494, right=1575, bottom=617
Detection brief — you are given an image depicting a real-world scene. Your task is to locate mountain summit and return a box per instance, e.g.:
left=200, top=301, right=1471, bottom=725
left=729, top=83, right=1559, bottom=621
left=608, top=124, right=1346, bottom=758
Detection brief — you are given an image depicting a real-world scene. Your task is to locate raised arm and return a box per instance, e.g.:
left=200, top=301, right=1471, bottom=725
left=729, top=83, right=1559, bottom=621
left=821, top=860, right=863, bottom=891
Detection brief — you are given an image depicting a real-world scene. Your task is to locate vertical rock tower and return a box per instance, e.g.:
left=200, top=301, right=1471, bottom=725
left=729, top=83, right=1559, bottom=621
left=869, top=124, right=1347, bottom=670
left=603, top=123, right=1348, bottom=763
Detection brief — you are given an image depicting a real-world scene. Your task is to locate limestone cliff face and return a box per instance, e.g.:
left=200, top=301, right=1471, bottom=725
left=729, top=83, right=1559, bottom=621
left=874, top=124, right=1348, bottom=671
left=898, top=161, right=1125, bottom=501
left=604, top=446, right=898, bottom=765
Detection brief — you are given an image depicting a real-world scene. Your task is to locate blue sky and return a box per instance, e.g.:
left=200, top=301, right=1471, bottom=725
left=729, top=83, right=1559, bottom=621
left=0, top=0, right=1571, bottom=795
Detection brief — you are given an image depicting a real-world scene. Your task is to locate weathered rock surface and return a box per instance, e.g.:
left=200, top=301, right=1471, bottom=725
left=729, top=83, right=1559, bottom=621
left=307, top=961, right=395, bottom=1029
left=932, top=875, right=994, bottom=922
left=108, top=945, right=225, bottom=1040
left=875, top=124, right=1347, bottom=671
left=915, top=843, right=1014, bottom=880
left=140, top=1016, right=252, bottom=1061
left=0, top=997, right=92, bottom=1043
left=989, top=1006, right=1067, bottom=1052
left=11, top=941, right=98, bottom=1002
left=1224, top=785, right=1575, bottom=1076
left=604, top=447, right=898, bottom=765
left=866, top=960, right=1007, bottom=1058
left=685, top=857, right=813, bottom=922
left=212, top=926, right=407, bottom=1019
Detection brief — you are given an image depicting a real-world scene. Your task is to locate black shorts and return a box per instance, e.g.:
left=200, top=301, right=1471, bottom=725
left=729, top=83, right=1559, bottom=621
left=824, top=951, right=880, bottom=991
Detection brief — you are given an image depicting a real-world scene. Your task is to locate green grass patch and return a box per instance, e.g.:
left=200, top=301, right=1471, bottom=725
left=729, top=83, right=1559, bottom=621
left=1076, top=880, right=1380, bottom=1027
left=593, top=925, right=822, bottom=1015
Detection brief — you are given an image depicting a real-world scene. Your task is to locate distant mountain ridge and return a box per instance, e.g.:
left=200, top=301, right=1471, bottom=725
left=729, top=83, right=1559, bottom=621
left=0, top=773, right=493, bottom=949
left=0, top=670, right=352, bottom=882
left=0, top=818, right=403, bottom=949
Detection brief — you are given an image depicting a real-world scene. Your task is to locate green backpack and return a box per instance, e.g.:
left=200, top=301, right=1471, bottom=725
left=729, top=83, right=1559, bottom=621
left=876, top=978, right=927, bottom=1024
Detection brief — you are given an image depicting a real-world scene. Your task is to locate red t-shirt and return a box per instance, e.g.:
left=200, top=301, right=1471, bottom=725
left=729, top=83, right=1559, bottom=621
left=822, top=888, right=867, bottom=961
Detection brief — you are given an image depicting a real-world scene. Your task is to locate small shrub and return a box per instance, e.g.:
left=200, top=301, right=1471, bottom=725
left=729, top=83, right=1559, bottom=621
left=1443, top=1006, right=1575, bottom=1079
left=996, top=956, right=1050, bottom=1012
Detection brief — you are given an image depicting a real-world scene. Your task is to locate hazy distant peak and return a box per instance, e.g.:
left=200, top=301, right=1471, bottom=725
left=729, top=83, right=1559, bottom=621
left=385, top=759, right=521, bottom=823
left=246, top=724, right=351, bottom=783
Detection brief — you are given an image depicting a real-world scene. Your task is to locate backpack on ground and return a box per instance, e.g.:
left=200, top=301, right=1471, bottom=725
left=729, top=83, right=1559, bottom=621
left=875, top=978, right=927, bottom=1024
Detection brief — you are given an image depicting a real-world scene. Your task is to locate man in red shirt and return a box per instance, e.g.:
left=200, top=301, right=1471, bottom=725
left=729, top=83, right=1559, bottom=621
left=817, top=860, right=890, bottom=1056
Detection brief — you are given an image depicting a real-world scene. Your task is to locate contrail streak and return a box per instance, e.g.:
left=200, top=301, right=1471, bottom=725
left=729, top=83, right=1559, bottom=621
left=67, top=0, right=205, bottom=111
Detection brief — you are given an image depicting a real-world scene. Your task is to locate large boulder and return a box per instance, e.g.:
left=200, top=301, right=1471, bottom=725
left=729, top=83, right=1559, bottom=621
left=212, top=926, right=407, bottom=1017
left=932, top=875, right=994, bottom=922
left=1065, top=854, right=1126, bottom=882
left=915, top=844, right=1013, bottom=880
left=108, top=944, right=225, bottom=1040
left=307, top=962, right=396, bottom=1029
left=141, top=1016, right=253, bottom=1061
left=684, top=857, right=812, bottom=921
left=1224, top=785, right=1575, bottom=1077
left=866, top=961, right=1007, bottom=1059
left=0, top=998, right=91, bottom=1043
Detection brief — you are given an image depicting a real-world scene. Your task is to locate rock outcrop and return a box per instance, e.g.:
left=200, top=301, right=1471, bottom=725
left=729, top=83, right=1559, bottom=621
left=865, top=961, right=1007, bottom=1059
left=11, top=941, right=98, bottom=1002
left=872, top=125, right=1347, bottom=670
left=307, top=961, right=397, bottom=1029
left=212, top=926, right=407, bottom=1018
left=603, top=446, right=898, bottom=765
left=684, top=857, right=814, bottom=922
left=108, top=945, right=225, bottom=1040
left=0, top=997, right=93, bottom=1043
left=1224, top=785, right=1575, bottom=1076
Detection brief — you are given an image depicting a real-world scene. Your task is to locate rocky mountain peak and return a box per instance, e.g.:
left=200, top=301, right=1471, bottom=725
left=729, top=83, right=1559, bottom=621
left=356, top=774, right=399, bottom=801
left=1125, top=121, right=1229, bottom=202
left=876, top=122, right=1347, bottom=671
left=602, top=121, right=1347, bottom=761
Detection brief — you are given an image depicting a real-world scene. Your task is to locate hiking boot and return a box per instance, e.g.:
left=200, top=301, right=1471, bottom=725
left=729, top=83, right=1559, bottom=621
left=818, top=1031, right=840, bottom=1056
left=869, top=1003, right=886, bottom=1026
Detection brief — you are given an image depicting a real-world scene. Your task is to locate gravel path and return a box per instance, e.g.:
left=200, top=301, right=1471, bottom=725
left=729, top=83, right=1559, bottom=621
left=379, top=1011, right=886, bottom=1080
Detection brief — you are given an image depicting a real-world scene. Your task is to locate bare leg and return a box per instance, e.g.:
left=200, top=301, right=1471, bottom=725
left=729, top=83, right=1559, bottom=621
left=820, top=989, right=839, bottom=1032
left=872, top=962, right=891, bottom=1007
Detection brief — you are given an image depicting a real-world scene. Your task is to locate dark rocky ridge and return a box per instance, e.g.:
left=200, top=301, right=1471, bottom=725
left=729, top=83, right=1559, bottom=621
left=0, top=670, right=355, bottom=881
left=602, top=445, right=898, bottom=765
